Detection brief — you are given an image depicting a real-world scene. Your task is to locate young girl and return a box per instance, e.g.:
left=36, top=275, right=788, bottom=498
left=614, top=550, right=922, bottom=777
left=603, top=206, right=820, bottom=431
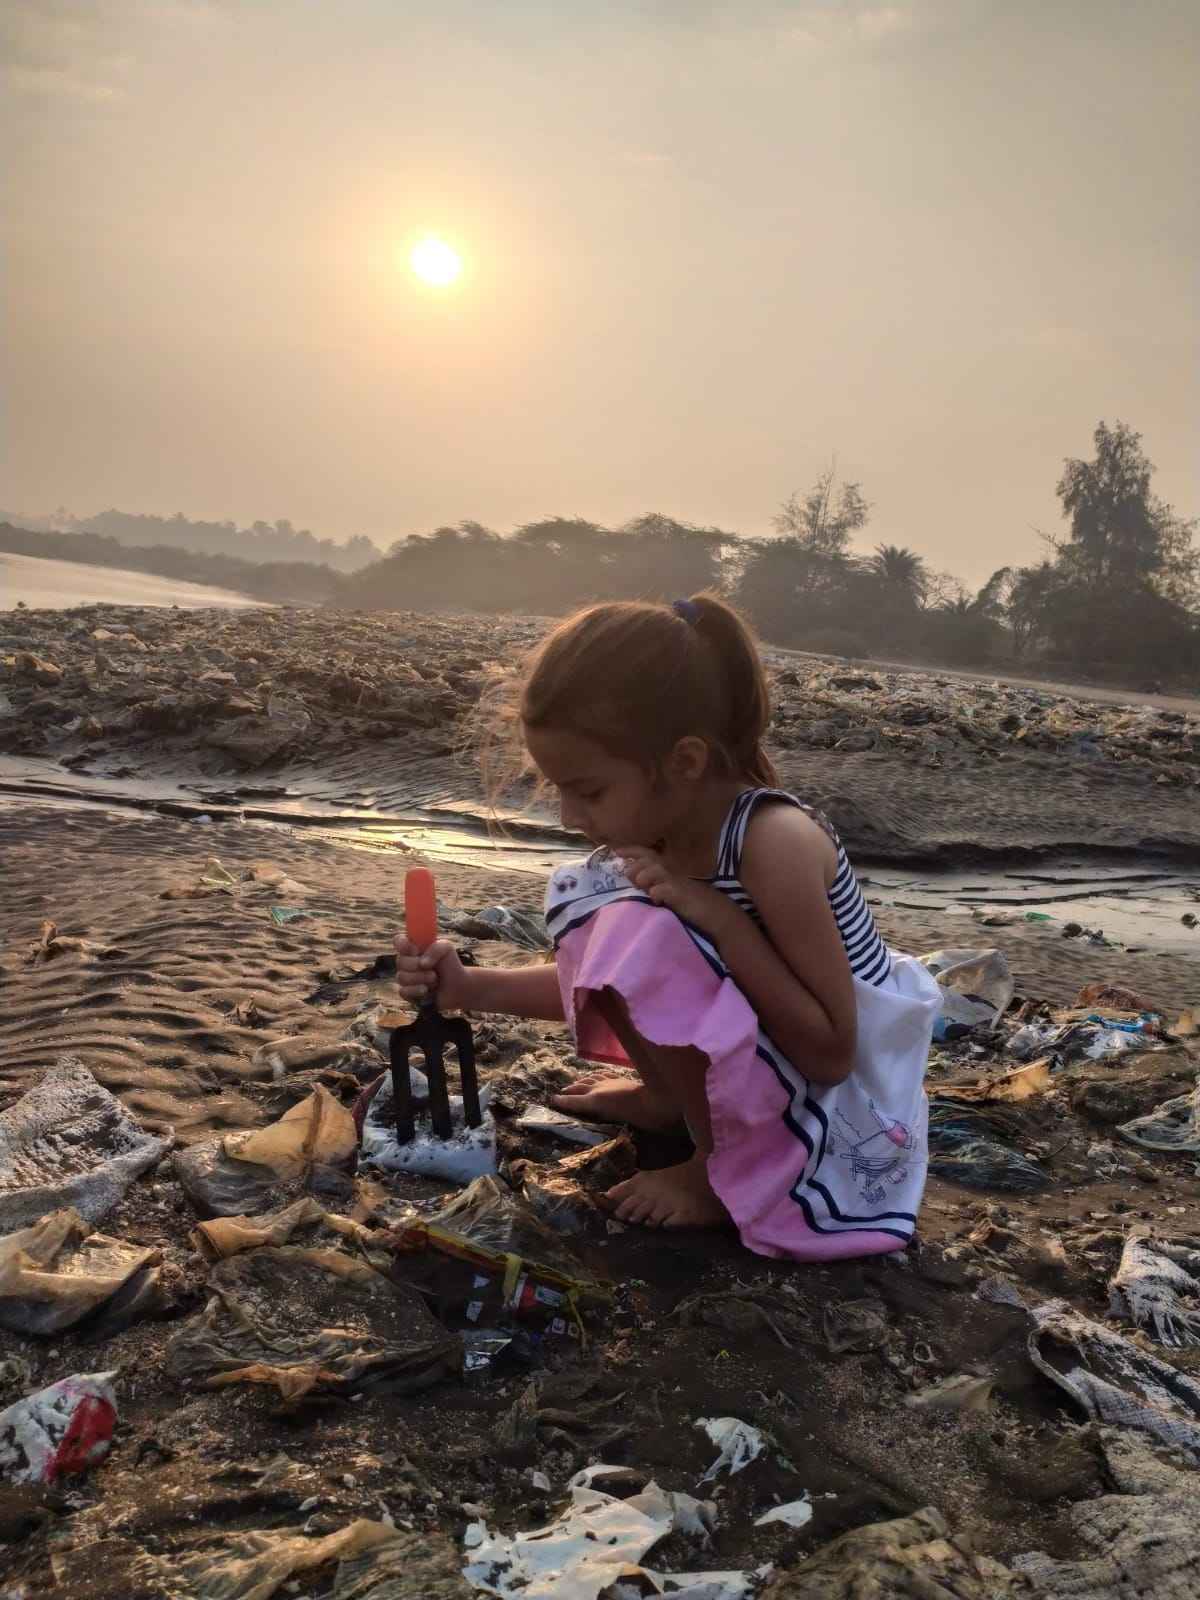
left=396, top=595, right=941, bottom=1262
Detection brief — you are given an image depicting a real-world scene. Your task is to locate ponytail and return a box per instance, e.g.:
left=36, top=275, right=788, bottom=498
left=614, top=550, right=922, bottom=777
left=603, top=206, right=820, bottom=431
left=688, top=593, right=779, bottom=787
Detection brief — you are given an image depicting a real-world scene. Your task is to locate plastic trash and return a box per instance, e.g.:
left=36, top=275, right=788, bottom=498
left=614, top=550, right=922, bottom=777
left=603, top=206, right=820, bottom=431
left=1028, top=1300, right=1200, bottom=1464
left=451, top=904, right=551, bottom=953
left=175, top=1085, right=358, bottom=1218
left=0, top=1058, right=171, bottom=1234
left=904, top=1373, right=994, bottom=1413
left=920, top=948, right=1013, bottom=1035
left=391, top=1176, right=608, bottom=1334
left=0, top=1371, right=117, bottom=1484
left=164, top=1244, right=460, bottom=1401
left=762, top=1507, right=1016, bottom=1599
left=755, top=1498, right=813, bottom=1530
left=1109, top=1232, right=1200, bottom=1348
left=0, top=1208, right=166, bottom=1336
left=514, top=1104, right=614, bottom=1147
left=359, top=1070, right=497, bottom=1185
left=1118, top=1078, right=1200, bottom=1155
left=270, top=905, right=311, bottom=926
left=462, top=1467, right=732, bottom=1600
left=696, top=1417, right=767, bottom=1482
left=927, top=1102, right=1049, bottom=1192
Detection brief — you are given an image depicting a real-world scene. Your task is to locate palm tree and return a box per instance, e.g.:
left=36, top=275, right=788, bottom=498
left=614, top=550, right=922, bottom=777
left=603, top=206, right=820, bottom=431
left=869, top=544, right=928, bottom=606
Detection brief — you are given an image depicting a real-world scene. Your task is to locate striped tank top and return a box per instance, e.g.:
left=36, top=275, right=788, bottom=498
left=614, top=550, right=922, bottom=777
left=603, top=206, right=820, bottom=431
left=710, top=787, right=892, bottom=987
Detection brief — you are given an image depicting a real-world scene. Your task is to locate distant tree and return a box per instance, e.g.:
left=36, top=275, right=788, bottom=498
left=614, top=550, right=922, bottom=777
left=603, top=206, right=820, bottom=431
left=1054, top=420, right=1198, bottom=602
left=869, top=544, right=928, bottom=606
left=773, top=465, right=869, bottom=558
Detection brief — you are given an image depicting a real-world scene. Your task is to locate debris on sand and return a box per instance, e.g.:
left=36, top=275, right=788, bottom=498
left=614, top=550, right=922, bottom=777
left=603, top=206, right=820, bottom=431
left=0, top=1370, right=117, bottom=1485
left=1108, top=1230, right=1200, bottom=1347
left=0, top=1059, right=171, bottom=1232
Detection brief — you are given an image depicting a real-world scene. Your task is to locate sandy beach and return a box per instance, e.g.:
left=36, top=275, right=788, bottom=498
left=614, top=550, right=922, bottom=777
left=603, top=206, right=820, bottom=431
left=2, top=603, right=1199, bottom=1595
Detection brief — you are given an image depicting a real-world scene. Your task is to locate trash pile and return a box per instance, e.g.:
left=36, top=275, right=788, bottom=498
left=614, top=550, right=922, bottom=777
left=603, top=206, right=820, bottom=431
left=2, top=879, right=1200, bottom=1597
left=768, top=657, right=1200, bottom=783
left=3, top=605, right=1197, bottom=798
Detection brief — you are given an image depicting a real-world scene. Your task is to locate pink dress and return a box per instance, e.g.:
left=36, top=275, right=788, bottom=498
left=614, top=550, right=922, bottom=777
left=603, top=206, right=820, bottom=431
left=544, top=789, right=941, bottom=1262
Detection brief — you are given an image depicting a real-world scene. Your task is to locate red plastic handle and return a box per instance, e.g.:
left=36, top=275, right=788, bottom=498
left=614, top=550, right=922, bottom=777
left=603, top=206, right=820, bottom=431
left=405, top=867, right=439, bottom=951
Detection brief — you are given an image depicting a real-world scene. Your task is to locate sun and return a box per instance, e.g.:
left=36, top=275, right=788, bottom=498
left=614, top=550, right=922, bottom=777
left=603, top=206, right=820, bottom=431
left=409, top=237, right=462, bottom=287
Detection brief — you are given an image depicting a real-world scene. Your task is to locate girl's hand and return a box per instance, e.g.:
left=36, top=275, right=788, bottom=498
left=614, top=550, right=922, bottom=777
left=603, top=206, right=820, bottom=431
left=394, top=934, right=475, bottom=1011
left=616, top=846, right=736, bottom=939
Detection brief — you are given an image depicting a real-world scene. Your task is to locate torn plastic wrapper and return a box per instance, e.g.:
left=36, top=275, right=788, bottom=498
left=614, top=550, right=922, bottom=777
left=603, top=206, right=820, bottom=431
left=358, top=1070, right=497, bottom=1185
left=164, top=1244, right=461, bottom=1401
left=0, top=1371, right=117, bottom=1485
left=696, top=1417, right=767, bottom=1483
left=0, top=1208, right=167, bottom=1336
left=390, top=1176, right=610, bottom=1339
left=462, top=1467, right=741, bottom=1600
left=920, top=948, right=1013, bottom=1038
left=175, top=1085, right=358, bottom=1218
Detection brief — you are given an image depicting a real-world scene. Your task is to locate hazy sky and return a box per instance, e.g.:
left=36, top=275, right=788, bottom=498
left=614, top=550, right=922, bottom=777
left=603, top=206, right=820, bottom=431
left=5, top=0, right=1197, bottom=583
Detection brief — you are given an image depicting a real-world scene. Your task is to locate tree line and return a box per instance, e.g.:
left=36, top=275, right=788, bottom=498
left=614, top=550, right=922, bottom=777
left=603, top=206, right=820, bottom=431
left=4, top=420, right=1196, bottom=685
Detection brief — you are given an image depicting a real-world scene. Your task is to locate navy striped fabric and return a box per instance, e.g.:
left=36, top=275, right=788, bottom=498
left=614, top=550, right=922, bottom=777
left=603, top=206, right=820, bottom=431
left=711, top=788, right=892, bottom=987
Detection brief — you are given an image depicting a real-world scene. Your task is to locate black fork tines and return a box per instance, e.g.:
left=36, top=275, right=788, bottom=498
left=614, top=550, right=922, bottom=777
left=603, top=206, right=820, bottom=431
left=389, top=1008, right=482, bottom=1143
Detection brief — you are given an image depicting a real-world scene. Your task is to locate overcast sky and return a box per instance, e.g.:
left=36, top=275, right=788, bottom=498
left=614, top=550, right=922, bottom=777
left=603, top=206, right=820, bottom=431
left=5, top=0, right=1197, bottom=582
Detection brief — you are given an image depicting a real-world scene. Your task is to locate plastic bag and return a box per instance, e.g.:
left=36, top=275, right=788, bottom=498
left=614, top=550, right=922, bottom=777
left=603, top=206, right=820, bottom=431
left=175, top=1086, right=358, bottom=1218
left=451, top=904, right=551, bottom=953
left=359, top=1071, right=497, bottom=1186
left=191, top=1197, right=378, bottom=1262
left=0, top=1208, right=166, bottom=1336
left=920, top=948, right=1013, bottom=1035
left=0, top=1059, right=171, bottom=1234
left=165, top=1245, right=461, bottom=1401
left=392, top=1177, right=609, bottom=1333
left=0, top=1371, right=117, bottom=1484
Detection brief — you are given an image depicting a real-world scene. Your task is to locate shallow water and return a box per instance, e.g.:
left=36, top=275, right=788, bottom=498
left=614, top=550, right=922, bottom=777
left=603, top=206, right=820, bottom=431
left=0, top=552, right=264, bottom=611
left=3, top=757, right=1196, bottom=956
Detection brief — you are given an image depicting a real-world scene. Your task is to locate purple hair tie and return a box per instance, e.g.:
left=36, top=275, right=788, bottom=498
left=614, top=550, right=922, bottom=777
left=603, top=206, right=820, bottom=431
left=672, top=598, right=701, bottom=626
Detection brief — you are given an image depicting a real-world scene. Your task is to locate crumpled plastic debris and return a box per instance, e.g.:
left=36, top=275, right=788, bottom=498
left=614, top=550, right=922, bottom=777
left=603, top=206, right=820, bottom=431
left=392, top=1176, right=608, bottom=1333
left=934, top=1058, right=1054, bottom=1104
left=0, top=1058, right=171, bottom=1233
left=358, top=1069, right=497, bottom=1185
left=165, top=1244, right=461, bottom=1401
left=160, top=1516, right=402, bottom=1600
left=1118, top=1077, right=1200, bottom=1155
left=696, top=1417, right=767, bottom=1482
left=0, top=1207, right=167, bottom=1335
left=451, top=904, right=551, bottom=952
left=514, top=1104, right=614, bottom=1147
left=920, top=948, right=1013, bottom=1037
left=175, top=1085, right=358, bottom=1218
left=904, top=1373, right=994, bottom=1413
left=755, top=1498, right=813, bottom=1530
left=0, top=1370, right=117, bottom=1484
left=1028, top=1300, right=1200, bottom=1463
left=462, top=1466, right=740, bottom=1600
left=1109, top=1231, right=1200, bottom=1348
left=927, top=1101, right=1049, bottom=1192
left=190, top=1196, right=379, bottom=1262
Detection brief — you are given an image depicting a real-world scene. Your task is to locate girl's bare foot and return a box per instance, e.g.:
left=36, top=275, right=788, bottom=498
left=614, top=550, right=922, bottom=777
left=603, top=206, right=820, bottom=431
left=549, top=1073, right=681, bottom=1130
left=604, top=1152, right=728, bottom=1228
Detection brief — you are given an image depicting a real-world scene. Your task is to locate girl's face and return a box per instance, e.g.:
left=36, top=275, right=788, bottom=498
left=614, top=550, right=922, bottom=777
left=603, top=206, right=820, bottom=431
left=525, top=726, right=683, bottom=849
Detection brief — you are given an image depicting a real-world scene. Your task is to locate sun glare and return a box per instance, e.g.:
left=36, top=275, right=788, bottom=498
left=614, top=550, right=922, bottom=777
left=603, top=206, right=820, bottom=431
left=409, top=237, right=462, bottom=287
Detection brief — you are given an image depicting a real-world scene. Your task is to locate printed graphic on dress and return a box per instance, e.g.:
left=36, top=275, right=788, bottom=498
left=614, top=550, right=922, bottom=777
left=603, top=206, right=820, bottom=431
left=828, top=1100, right=914, bottom=1207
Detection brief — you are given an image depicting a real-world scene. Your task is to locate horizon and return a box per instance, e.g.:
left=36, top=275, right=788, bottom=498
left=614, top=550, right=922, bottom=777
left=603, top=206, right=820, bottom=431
left=5, top=1, right=1197, bottom=589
